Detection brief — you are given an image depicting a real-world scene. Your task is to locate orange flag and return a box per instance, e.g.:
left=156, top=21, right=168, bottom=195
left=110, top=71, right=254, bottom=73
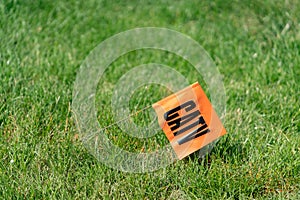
left=152, top=82, right=226, bottom=160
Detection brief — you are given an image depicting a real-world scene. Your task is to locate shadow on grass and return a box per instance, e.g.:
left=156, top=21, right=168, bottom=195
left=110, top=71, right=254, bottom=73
left=184, top=136, right=249, bottom=168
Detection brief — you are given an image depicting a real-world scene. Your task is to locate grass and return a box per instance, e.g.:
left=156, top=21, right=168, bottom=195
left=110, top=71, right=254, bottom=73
left=1, top=0, right=300, bottom=199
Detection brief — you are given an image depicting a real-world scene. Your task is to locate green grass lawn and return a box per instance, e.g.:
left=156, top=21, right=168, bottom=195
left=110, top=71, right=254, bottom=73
left=1, top=0, right=300, bottom=199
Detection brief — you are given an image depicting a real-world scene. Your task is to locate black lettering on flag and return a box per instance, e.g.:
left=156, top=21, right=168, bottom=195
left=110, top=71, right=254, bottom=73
left=163, top=100, right=211, bottom=145
left=173, top=115, right=205, bottom=136
left=177, top=125, right=210, bottom=145
left=167, top=110, right=200, bottom=132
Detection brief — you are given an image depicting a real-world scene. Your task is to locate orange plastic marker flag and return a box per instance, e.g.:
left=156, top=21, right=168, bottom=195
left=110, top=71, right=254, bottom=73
left=152, top=82, right=226, bottom=160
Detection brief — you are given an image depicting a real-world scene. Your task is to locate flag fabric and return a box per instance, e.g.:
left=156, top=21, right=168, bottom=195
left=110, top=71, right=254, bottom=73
left=152, top=82, right=226, bottom=160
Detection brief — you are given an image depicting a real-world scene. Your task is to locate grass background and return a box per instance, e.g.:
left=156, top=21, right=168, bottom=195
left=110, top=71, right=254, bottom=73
left=1, top=0, right=300, bottom=199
